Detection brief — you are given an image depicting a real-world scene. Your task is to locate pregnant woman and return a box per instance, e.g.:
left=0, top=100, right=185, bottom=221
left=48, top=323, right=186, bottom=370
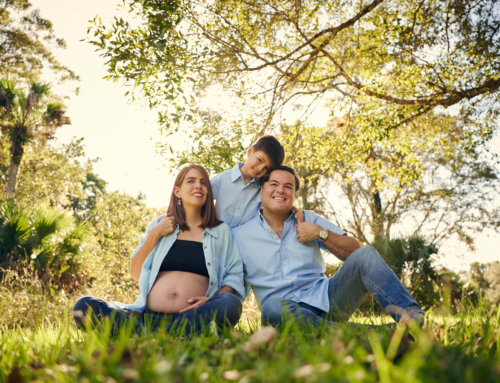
left=72, top=164, right=245, bottom=334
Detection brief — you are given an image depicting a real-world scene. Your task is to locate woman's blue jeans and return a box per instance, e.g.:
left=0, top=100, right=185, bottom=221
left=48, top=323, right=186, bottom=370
left=261, top=246, right=424, bottom=328
left=72, top=292, right=242, bottom=335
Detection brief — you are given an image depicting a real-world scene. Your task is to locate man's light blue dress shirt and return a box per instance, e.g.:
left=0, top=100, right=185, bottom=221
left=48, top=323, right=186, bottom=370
left=232, top=210, right=346, bottom=312
left=111, top=216, right=246, bottom=312
left=211, top=163, right=261, bottom=229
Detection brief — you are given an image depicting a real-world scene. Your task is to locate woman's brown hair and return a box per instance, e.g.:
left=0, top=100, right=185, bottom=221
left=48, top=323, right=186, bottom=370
left=167, top=164, right=222, bottom=231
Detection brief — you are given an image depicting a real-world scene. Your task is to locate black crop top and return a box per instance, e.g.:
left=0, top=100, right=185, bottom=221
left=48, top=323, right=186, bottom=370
left=158, top=240, right=209, bottom=278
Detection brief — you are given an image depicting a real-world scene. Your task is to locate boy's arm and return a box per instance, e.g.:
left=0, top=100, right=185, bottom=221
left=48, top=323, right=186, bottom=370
left=210, top=173, right=222, bottom=200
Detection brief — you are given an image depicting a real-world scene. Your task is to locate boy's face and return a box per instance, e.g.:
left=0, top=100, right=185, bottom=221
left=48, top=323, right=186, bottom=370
left=245, top=147, right=272, bottom=178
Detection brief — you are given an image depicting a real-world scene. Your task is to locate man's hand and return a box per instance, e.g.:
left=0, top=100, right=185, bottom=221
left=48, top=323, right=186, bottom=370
left=179, top=296, right=210, bottom=313
left=295, top=222, right=322, bottom=243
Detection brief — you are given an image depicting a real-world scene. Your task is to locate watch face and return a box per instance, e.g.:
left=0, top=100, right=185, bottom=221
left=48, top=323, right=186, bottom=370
left=319, top=229, right=328, bottom=241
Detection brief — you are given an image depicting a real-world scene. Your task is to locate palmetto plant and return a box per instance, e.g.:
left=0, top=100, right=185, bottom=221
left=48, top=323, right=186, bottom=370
left=0, top=199, right=90, bottom=289
left=0, top=78, right=70, bottom=197
left=371, top=235, right=441, bottom=309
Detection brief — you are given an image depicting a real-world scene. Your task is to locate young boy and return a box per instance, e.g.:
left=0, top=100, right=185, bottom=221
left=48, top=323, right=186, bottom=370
left=211, top=135, right=285, bottom=229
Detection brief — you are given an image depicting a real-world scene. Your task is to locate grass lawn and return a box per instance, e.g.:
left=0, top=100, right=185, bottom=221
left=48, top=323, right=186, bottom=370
left=1, top=303, right=499, bottom=383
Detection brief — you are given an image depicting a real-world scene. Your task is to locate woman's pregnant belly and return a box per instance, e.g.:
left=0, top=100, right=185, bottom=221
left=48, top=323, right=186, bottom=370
left=147, top=271, right=210, bottom=313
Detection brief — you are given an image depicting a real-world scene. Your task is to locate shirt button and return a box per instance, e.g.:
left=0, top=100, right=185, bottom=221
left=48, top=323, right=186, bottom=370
left=207, top=263, right=211, bottom=266
left=288, top=280, right=292, bottom=285
left=284, top=262, right=287, bottom=265
left=211, top=282, right=214, bottom=285
left=204, top=246, right=207, bottom=249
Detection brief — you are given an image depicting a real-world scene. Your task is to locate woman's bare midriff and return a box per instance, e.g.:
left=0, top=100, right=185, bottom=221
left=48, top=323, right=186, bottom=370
left=147, top=271, right=209, bottom=313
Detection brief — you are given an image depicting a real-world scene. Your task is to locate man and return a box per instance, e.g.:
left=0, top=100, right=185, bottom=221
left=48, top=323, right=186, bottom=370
left=231, top=166, right=425, bottom=327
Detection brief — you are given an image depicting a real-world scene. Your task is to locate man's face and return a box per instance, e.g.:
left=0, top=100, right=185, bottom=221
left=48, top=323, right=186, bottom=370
left=260, top=170, right=295, bottom=215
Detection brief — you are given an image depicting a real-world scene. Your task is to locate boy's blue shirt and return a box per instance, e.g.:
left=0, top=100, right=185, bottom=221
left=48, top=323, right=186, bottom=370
left=211, top=163, right=262, bottom=229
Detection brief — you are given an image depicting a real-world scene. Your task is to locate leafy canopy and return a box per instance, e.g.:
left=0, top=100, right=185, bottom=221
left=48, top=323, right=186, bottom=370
left=89, top=0, right=500, bottom=175
left=0, top=0, right=78, bottom=82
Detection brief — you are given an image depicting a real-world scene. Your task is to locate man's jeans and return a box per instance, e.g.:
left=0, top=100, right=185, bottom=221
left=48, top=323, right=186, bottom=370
left=72, top=293, right=242, bottom=334
left=261, top=246, right=424, bottom=328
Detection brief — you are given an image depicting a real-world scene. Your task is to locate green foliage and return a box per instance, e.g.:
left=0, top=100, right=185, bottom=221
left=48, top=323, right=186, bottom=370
left=90, top=0, right=500, bottom=249
left=436, top=268, right=481, bottom=312
left=280, top=114, right=500, bottom=247
left=0, top=77, right=71, bottom=196
left=0, top=136, right=95, bottom=211
left=71, top=171, right=108, bottom=223
left=0, top=0, right=78, bottom=81
left=0, top=199, right=91, bottom=289
left=0, top=133, right=157, bottom=303
left=90, top=0, right=500, bottom=173
left=85, top=191, right=159, bottom=301
left=87, top=0, right=187, bottom=120
left=484, top=261, right=500, bottom=305
left=371, top=236, right=440, bottom=309
left=0, top=299, right=499, bottom=382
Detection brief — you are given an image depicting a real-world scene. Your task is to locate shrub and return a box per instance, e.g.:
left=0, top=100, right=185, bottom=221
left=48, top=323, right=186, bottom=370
left=371, top=235, right=440, bottom=310
left=0, top=199, right=91, bottom=291
left=83, top=192, right=159, bottom=303
left=484, top=261, right=500, bottom=304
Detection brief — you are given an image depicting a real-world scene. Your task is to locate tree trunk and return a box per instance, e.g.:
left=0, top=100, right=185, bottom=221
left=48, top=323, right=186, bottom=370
left=371, top=190, right=385, bottom=239
left=5, top=138, right=24, bottom=198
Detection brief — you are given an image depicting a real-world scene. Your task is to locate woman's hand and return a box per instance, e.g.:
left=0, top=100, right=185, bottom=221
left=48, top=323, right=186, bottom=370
left=151, top=215, right=176, bottom=238
left=179, top=296, right=210, bottom=313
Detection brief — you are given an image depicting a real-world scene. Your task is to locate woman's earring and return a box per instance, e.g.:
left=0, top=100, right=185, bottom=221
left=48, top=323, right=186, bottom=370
left=178, top=198, right=182, bottom=206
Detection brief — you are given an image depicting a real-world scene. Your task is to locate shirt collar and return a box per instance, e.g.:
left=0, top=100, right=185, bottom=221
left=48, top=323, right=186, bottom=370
left=258, top=208, right=296, bottom=224
left=230, top=163, right=245, bottom=182
left=175, top=224, right=218, bottom=238
left=204, top=226, right=219, bottom=238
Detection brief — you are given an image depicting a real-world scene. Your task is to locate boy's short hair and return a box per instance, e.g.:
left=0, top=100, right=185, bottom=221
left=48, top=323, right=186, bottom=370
left=252, top=135, right=285, bottom=168
left=260, top=165, right=301, bottom=192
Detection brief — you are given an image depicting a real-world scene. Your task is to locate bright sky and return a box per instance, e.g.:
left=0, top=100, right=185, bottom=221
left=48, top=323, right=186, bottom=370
left=31, top=0, right=499, bottom=272
left=32, top=0, right=178, bottom=211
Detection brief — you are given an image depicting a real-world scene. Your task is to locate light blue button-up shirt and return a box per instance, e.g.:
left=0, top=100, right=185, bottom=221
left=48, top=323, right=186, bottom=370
left=211, top=163, right=261, bottom=229
left=232, top=210, right=346, bottom=312
left=111, top=215, right=246, bottom=312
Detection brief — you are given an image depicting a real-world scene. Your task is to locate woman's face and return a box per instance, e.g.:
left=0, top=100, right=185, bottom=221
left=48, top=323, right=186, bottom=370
left=174, top=168, right=208, bottom=209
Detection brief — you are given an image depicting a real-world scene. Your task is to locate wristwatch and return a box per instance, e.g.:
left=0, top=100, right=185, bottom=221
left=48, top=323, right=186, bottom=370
left=318, top=228, right=328, bottom=242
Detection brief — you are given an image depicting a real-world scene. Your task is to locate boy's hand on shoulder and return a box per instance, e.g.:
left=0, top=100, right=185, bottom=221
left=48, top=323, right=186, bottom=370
left=292, top=206, right=305, bottom=224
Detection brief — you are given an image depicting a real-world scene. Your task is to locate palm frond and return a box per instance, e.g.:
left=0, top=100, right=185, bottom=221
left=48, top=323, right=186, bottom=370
left=43, top=101, right=67, bottom=128
left=58, top=222, right=91, bottom=256
left=32, top=208, right=71, bottom=242
left=0, top=200, right=31, bottom=260
left=0, top=78, right=17, bottom=110
left=30, top=81, right=51, bottom=97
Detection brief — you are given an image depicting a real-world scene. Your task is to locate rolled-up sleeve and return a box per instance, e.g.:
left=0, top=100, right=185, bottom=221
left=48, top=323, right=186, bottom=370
left=220, top=229, right=246, bottom=302
left=130, top=216, right=162, bottom=259
left=304, top=211, right=347, bottom=253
